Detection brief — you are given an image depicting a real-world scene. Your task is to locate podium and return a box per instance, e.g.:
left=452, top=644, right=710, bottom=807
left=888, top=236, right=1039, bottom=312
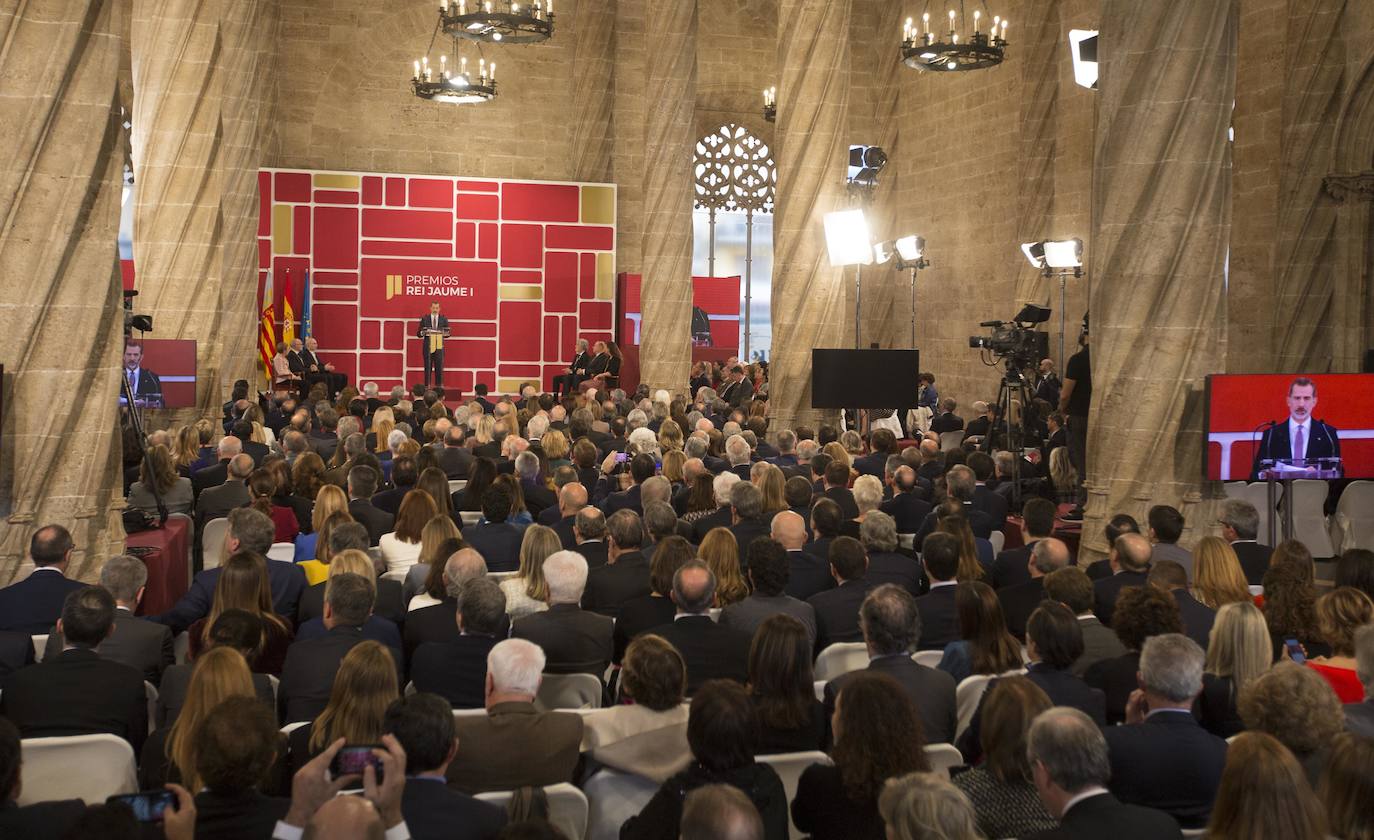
left=1257, top=458, right=1342, bottom=544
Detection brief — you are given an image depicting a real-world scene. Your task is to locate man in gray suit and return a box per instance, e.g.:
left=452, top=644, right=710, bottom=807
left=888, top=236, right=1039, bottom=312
left=720, top=537, right=816, bottom=644
left=44, top=554, right=174, bottom=686
left=195, top=453, right=254, bottom=530
left=1147, top=505, right=1193, bottom=580
left=1345, top=624, right=1374, bottom=738
left=1044, top=566, right=1127, bottom=677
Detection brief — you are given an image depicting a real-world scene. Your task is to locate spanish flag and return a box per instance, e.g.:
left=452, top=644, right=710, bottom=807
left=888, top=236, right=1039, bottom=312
left=258, top=269, right=276, bottom=384
left=281, top=269, right=296, bottom=346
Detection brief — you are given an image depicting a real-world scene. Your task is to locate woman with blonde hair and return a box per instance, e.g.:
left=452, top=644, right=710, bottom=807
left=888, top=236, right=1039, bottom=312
left=1308, top=586, right=1374, bottom=702
left=880, top=772, right=982, bottom=840
left=369, top=406, right=395, bottom=454
left=542, top=428, right=571, bottom=469
left=140, top=646, right=259, bottom=790
left=822, top=441, right=852, bottom=474
left=661, top=449, right=687, bottom=487
left=189, top=553, right=294, bottom=673
left=378, top=490, right=438, bottom=576
left=699, top=527, right=749, bottom=607
left=473, top=414, right=498, bottom=457
left=127, top=444, right=193, bottom=515
left=1193, top=536, right=1252, bottom=609
left=1048, top=446, right=1077, bottom=504
left=657, top=419, right=684, bottom=453
left=754, top=462, right=787, bottom=516
left=1205, top=731, right=1327, bottom=840
left=296, top=490, right=351, bottom=578
left=170, top=424, right=200, bottom=476
left=501, top=524, right=559, bottom=619
left=289, top=640, right=399, bottom=772
left=1200, top=600, right=1272, bottom=737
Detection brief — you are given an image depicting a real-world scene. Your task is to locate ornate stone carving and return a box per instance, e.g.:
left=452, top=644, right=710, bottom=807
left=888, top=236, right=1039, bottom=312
left=1323, top=171, right=1374, bottom=202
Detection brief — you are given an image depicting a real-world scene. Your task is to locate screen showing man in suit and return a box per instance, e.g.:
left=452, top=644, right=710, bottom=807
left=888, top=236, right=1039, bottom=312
left=417, top=301, right=450, bottom=388
left=1249, top=376, right=1342, bottom=479
left=121, top=340, right=164, bottom=409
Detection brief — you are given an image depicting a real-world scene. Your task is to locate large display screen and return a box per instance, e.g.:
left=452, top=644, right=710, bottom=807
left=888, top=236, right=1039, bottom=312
left=119, top=338, right=198, bottom=409
left=1204, top=373, right=1374, bottom=480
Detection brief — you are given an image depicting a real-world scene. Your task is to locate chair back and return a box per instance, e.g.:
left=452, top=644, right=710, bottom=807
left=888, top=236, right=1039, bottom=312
left=31, top=634, right=48, bottom=663
left=453, top=707, right=488, bottom=718
left=267, top=542, right=295, bottom=563
left=756, top=751, right=833, bottom=839
left=475, top=783, right=588, bottom=840
left=281, top=721, right=310, bottom=735
left=449, top=480, right=468, bottom=494
left=1238, top=482, right=1275, bottom=546
left=813, top=642, right=869, bottom=683
left=536, top=672, right=603, bottom=711
left=461, top=510, right=483, bottom=527
left=145, top=681, right=158, bottom=735
left=939, top=431, right=965, bottom=452
left=173, top=631, right=190, bottom=665
left=1331, top=479, right=1374, bottom=552
left=955, top=668, right=1026, bottom=739
left=201, top=518, right=230, bottom=570
left=988, top=530, right=1005, bottom=555
left=911, top=650, right=943, bottom=669
left=924, top=742, right=964, bottom=778
left=897, top=533, right=916, bottom=550
left=583, top=768, right=659, bottom=840
left=18, top=734, right=137, bottom=805
left=1289, top=479, right=1335, bottom=557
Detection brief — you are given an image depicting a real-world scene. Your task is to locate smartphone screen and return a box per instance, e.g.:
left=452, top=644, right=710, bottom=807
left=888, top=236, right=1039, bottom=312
left=331, top=745, right=384, bottom=783
left=108, top=791, right=176, bottom=823
left=1283, top=638, right=1306, bottom=665
left=614, top=452, right=629, bottom=464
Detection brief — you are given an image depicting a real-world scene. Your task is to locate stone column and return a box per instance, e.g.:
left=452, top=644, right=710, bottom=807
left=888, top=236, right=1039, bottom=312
left=0, top=0, right=129, bottom=582
left=612, top=0, right=647, bottom=275
left=1013, top=0, right=1061, bottom=313
left=569, top=0, right=617, bottom=184
left=856, top=1, right=903, bottom=351
left=1080, top=0, right=1236, bottom=556
left=637, top=0, right=696, bottom=393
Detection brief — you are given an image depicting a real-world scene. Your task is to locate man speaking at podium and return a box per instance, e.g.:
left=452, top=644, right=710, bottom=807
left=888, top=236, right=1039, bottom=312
left=1250, top=376, right=1341, bottom=479
left=417, top=301, right=450, bottom=388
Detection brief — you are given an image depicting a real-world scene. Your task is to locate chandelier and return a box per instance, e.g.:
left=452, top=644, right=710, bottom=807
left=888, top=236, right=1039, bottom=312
left=901, top=1, right=1007, bottom=73
left=411, top=11, right=499, bottom=104
left=440, top=0, right=554, bottom=44
left=762, top=87, right=776, bottom=123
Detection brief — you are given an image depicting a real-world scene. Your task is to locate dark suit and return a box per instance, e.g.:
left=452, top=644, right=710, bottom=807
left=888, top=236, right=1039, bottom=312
left=1250, top=418, right=1341, bottom=479
left=959, top=661, right=1107, bottom=763
left=193, top=789, right=291, bottom=840
left=720, top=377, right=754, bottom=408
left=880, top=492, right=932, bottom=534
left=1084, top=652, right=1141, bottom=725
left=913, top=501, right=997, bottom=543
left=785, top=550, right=835, bottom=602
left=866, top=551, right=926, bottom=597
left=195, top=479, right=251, bottom=529
left=549, top=515, right=577, bottom=549
left=1074, top=615, right=1128, bottom=677
left=1172, top=590, right=1216, bottom=651
left=241, top=439, right=271, bottom=467
left=1027, top=792, right=1182, bottom=840
left=1093, top=570, right=1149, bottom=627
left=1103, top=710, right=1227, bottom=829
left=348, top=498, right=395, bottom=545
left=581, top=552, right=651, bottom=617
left=296, top=577, right=405, bottom=627
left=600, top=483, right=644, bottom=517
left=728, top=518, right=772, bottom=570
left=278, top=625, right=403, bottom=722
left=0, top=647, right=148, bottom=753
left=462, top=521, right=525, bottom=573
left=930, top=412, right=964, bottom=434
left=446, top=701, right=584, bottom=794
left=971, top=484, right=1009, bottom=529
left=125, top=367, right=164, bottom=407
left=553, top=351, right=592, bottom=397
left=852, top=452, right=887, bottom=479
left=690, top=507, right=733, bottom=542
left=0, top=798, right=86, bottom=840
left=191, top=458, right=231, bottom=497
left=572, top=538, right=609, bottom=570
left=822, top=486, right=860, bottom=520
left=825, top=654, right=958, bottom=744
left=417, top=313, right=450, bottom=386
left=0, top=630, right=35, bottom=677
left=403, top=598, right=459, bottom=662
left=989, top=543, right=1035, bottom=590
left=808, top=579, right=875, bottom=653
left=410, top=633, right=499, bottom=708
left=612, top=595, right=677, bottom=664
left=914, top=584, right=961, bottom=650
left=371, top=485, right=412, bottom=515
left=402, top=777, right=507, bottom=840
left=512, top=603, right=613, bottom=676
left=1231, top=540, right=1272, bottom=585
left=437, top=446, right=474, bottom=479
left=156, top=664, right=275, bottom=728
left=156, top=561, right=307, bottom=634
left=649, top=614, right=752, bottom=694
left=520, top=480, right=558, bottom=519
left=0, top=568, right=86, bottom=633
left=998, top=577, right=1047, bottom=641
left=43, top=607, right=174, bottom=686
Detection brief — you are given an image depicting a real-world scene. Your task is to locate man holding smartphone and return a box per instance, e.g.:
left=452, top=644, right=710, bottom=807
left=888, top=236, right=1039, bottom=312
left=273, top=735, right=410, bottom=839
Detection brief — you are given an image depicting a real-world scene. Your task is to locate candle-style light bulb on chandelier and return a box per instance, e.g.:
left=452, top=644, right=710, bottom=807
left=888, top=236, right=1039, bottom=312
left=901, top=1, right=1007, bottom=73
left=762, top=86, right=776, bottom=123
left=411, top=9, right=500, bottom=104
left=440, top=0, right=554, bottom=44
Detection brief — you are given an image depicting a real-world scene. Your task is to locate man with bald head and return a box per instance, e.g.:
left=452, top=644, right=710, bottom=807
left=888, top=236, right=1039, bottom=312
left=916, top=437, right=943, bottom=483
left=544, top=481, right=588, bottom=548
left=649, top=561, right=751, bottom=693
left=191, top=434, right=244, bottom=497
left=772, top=510, right=834, bottom=601
left=879, top=464, right=932, bottom=534
left=403, top=548, right=503, bottom=661
left=1094, top=532, right=1153, bottom=627
left=998, top=537, right=1071, bottom=641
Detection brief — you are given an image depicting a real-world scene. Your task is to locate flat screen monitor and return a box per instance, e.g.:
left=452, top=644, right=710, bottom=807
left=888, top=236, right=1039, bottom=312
left=811, top=349, right=920, bottom=409
left=119, top=338, right=197, bottom=409
left=1204, top=373, right=1374, bottom=480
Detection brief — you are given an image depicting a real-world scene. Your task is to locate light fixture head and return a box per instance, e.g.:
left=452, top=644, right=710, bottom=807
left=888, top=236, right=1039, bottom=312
left=847, top=145, right=887, bottom=187
left=1043, top=238, right=1084, bottom=269
left=824, top=209, right=874, bottom=267
left=1020, top=241, right=1046, bottom=269
left=894, top=235, right=924, bottom=262
left=1069, top=30, right=1098, bottom=90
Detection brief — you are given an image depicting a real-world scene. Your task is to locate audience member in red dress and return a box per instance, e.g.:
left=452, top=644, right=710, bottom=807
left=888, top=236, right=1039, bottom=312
left=1306, top=586, right=1373, bottom=702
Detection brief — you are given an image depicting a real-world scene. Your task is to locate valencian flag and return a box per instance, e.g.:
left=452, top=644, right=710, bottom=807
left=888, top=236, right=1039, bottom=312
left=258, top=269, right=276, bottom=384
left=281, top=268, right=296, bottom=346
left=301, top=269, right=313, bottom=339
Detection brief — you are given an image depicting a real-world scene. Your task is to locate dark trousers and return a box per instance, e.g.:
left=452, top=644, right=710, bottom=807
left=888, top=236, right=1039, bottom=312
left=1067, top=414, right=1088, bottom=507
left=552, top=372, right=579, bottom=396
left=424, top=349, right=444, bottom=387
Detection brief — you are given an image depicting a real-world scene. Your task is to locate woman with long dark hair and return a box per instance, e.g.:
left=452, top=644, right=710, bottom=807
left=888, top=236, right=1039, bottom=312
left=288, top=640, right=399, bottom=772
left=188, top=553, right=294, bottom=674
left=748, top=614, right=826, bottom=753
left=937, top=580, right=1023, bottom=684
left=248, top=468, right=299, bottom=544
left=455, top=457, right=497, bottom=512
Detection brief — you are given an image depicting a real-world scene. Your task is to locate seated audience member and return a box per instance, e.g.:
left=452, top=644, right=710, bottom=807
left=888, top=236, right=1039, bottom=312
left=803, top=497, right=843, bottom=572
left=295, top=522, right=388, bottom=623
left=650, top=560, right=752, bottom=693
left=1217, top=498, right=1272, bottom=585
left=401, top=518, right=462, bottom=607
left=581, top=634, right=692, bottom=783
left=411, top=578, right=506, bottom=708
left=1084, top=584, right=1183, bottom=724
left=860, top=511, right=925, bottom=597
left=1102, top=633, right=1227, bottom=829
left=989, top=497, right=1057, bottom=590
left=0, top=716, right=86, bottom=839
left=1346, top=624, right=1374, bottom=737
left=127, top=444, right=194, bottom=515
left=403, top=548, right=489, bottom=661
left=190, top=696, right=290, bottom=838
left=913, top=532, right=962, bottom=650
left=1145, top=505, right=1192, bottom=578
left=0, top=630, right=33, bottom=678
left=749, top=615, right=826, bottom=753
left=157, top=608, right=276, bottom=727
left=1334, top=547, right=1374, bottom=602
left=721, top=537, right=817, bottom=644
left=808, top=536, right=874, bottom=652
left=141, top=647, right=260, bottom=790
left=195, top=452, right=254, bottom=529
left=1148, top=559, right=1215, bottom=650
left=0, top=587, right=147, bottom=753
left=913, top=465, right=995, bottom=544
left=879, top=771, right=982, bottom=840
left=461, top=484, right=525, bottom=572
left=879, top=466, right=932, bottom=536
left=0, top=525, right=87, bottom=633
left=289, top=640, right=399, bottom=774
left=41, top=553, right=173, bottom=685
left=1198, top=600, right=1271, bottom=738
left=772, top=509, right=833, bottom=602
left=700, top=527, right=749, bottom=607
left=188, top=552, right=296, bottom=673
left=383, top=693, right=507, bottom=840
left=248, top=467, right=300, bottom=544
left=296, top=501, right=353, bottom=584
left=1204, top=731, right=1327, bottom=840
left=1191, top=535, right=1253, bottom=611
left=445, top=639, right=585, bottom=794
left=622, top=680, right=788, bottom=840
left=570, top=504, right=611, bottom=569
left=934, top=501, right=991, bottom=580
left=953, top=677, right=1057, bottom=838
left=377, top=490, right=437, bottom=577
left=582, top=509, right=652, bottom=616
left=1025, top=707, right=1183, bottom=840
left=824, top=584, right=957, bottom=745
left=1320, top=732, right=1374, bottom=840
left=613, top=536, right=693, bottom=664
left=1082, top=514, right=1141, bottom=581
left=1261, top=550, right=1328, bottom=660
left=278, top=573, right=402, bottom=723
left=1238, top=661, right=1344, bottom=787
left=999, top=536, right=1069, bottom=641
left=727, top=482, right=772, bottom=564
left=937, top=580, right=1024, bottom=684
left=511, top=550, right=613, bottom=676
left=500, top=524, right=559, bottom=619
left=1093, top=532, right=1152, bottom=627
left=680, top=784, right=765, bottom=840
left=794, top=672, right=929, bottom=840
left=294, top=549, right=402, bottom=649
left=346, top=464, right=395, bottom=545
left=1308, top=586, right=1373, bottom=702
left=1043, top=566, right=1126, bottom=676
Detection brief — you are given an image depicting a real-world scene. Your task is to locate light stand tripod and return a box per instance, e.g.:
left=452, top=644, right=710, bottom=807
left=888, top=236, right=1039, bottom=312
left=992, top=357, right=1034, bottom=509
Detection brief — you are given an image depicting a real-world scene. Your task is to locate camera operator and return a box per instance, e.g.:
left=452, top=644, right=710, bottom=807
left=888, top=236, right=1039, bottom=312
left=1058, top=317, right=1090, bottom=520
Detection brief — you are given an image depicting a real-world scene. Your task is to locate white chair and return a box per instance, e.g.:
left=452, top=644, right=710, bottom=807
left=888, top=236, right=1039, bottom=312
left=912, top=650, right=943, bottom=669
left=924, top=743, right=964, bottom=778
left=404, top=680, right=417, bottom=696
left=453, top=707, right=488, bottom=718
left=173, top=631, right=190, bottom=666
left=708, top=607, right=722, bottom=622
left=201, top=517, right=230, bottom=570
left=1180, top=829, right=1208, bottom=839
left=1239, top=482, right=1276, bottom=546
left=487, top=570, right=519, bottom=584
left=19, top=734, right=137, bottom=805
left=380, top=567, right=409, bottom=584
left=1330, top=479, right=1374, bottom=552
left=31, top=634, right=48, bottom=663
left=167, top=511, right=195, bottom=579
left=813, top=680, right=826, bottom=703
left=583, top=768, right=659, bottom=840
left=813, top=642, right=869, bottom=683
left=1289, top=479, right=1335, bottom=557
left=367, top=546, right=385, bottom=566
left=989, top=530, right=1005, bottom=555
left=955, top=668, right=1026, bottom=739
left=757, top=751, right=832, bottom=838
left=268, top=674, right=280, bottom=706
left=939, top=431, right=965, bottom=452
left=1222, top=481, right=1248, bottom=499
left=897, top=533, right=916, bottom=550
left=536, top=672, right=603, bottom=711
left=145, top=681, right=158, bottom=735
left=281, top=721, right=310, bottom=735
left=448, top=480, right=468, bottom=494
left=475, top=783, right=588, bottom=840
left=267, top=542, right=295, bottom=563
left=461, top=511, right=483, bottom=527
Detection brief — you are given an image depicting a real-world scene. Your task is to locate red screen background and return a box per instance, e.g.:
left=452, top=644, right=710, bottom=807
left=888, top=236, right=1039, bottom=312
left=136, top=338, right=197, bottom=408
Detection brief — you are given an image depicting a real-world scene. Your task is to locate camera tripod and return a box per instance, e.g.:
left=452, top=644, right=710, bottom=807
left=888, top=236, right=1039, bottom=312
left=992, top=358, right=1035, bottom=508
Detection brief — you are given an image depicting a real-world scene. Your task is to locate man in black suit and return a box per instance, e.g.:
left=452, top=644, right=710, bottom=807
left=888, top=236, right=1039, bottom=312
left=436, top=425, right=474, bottom=479
left=820, top=460, right=860, bottom=519
left=411, top=577, right=505, bottom=708
left=1041, top=411, right=1069, bottom=465
left=195, top=452, right=254, bottom=532
left=772, top=510, right=833, bottom=602
left=596, top=452, right=655, bottom=516
left=0, top=587, right=147, bottom=754
left=512, top=550, right=614, bottom=678
left=231, top=419, right=271, bottom=466
left=42, top=554, right=173, bottom=686
left=346, top=464, right=394, bottom=546
left=0, top=525, right=88, bottom=634
left=0, top=717, right=86, bottom=839
left=967, top=451, right=1010, bottom=531
left=191, top=435, right=244, bottom=497
left=403, top=549, right=495, bottom=661
left=190, top=695, right=291, bottom=838
left=121, top=340, right=164, bottom=408
left=880, top=465, right=931, bottom=535
left=860, top=512, right=926, bottom=596
left=581, top=510, right=651, bottom=617
left=461, top=484, right=525, bottom=573
left=929, top=398, right=964, bottom=435
left=999, top=537, right=1069, bottom=641
left=1026, top=707, right=1183, bottom=840
left=384, top=693, right=508, bottom=839
left=1249, top=375, right=1342, bottom=479
left=726, top=482, right=770, bottom=572
left=1147, top=561, right=1215, bottom=651
left=649, top=561, right=752, bottom=693
left=0, top=632, right=34, bottom=678
left=913, top=532, right=962, bottom=650
left=552, top=339, right=592, bottom=398
left=1102, top=633, right=1227, bottom=829
left=807, top=537, right=875, bottom=654
left=418, top=301, right=451, bottom=388
left=371, top=455, right=418, bottom=515
left=278, top=573, right=403, bottom=722
left=720, top=365, right=754, bottom=408
left=990, top=497, right=1057, bottom=591
left=514, top=452, right=557, bottom=519
left=912, top=465, right=997, bottom=543
left=1218, top=498, right=1272, bottom=585
left=1093, top=532, right=1152, bottom=627
left=823, top=584, right=957, bottom=744
left=852, top=428, right=896, bottom=478
left=566, top=504, right=609, bottom=568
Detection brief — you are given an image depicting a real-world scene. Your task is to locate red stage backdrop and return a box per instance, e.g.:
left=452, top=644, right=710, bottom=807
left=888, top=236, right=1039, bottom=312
left=258, top=168, right=616, bottom=396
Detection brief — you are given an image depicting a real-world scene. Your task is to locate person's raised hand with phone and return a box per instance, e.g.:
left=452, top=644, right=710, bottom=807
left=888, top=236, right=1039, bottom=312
left=161, top=783, right=196, bottom=840
left=362, top=734, right=408, bottom=832
left=280, top=738, right=360, bottom=832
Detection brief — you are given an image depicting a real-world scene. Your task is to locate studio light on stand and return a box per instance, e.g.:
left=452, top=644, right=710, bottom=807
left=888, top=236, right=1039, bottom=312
left=824, top=208, right=873, bottom=351
left=873, top=235, right=928, bottom=348
left=1021, top=238, right=1083, bottom=365
left=1068, top=29, right=1098, bottom=90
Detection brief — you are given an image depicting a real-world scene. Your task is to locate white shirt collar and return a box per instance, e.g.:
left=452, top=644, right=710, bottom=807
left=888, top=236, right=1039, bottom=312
left=1061, top=787, right=1110, bottom=817
left=930, top=580, right=958, bottom=589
